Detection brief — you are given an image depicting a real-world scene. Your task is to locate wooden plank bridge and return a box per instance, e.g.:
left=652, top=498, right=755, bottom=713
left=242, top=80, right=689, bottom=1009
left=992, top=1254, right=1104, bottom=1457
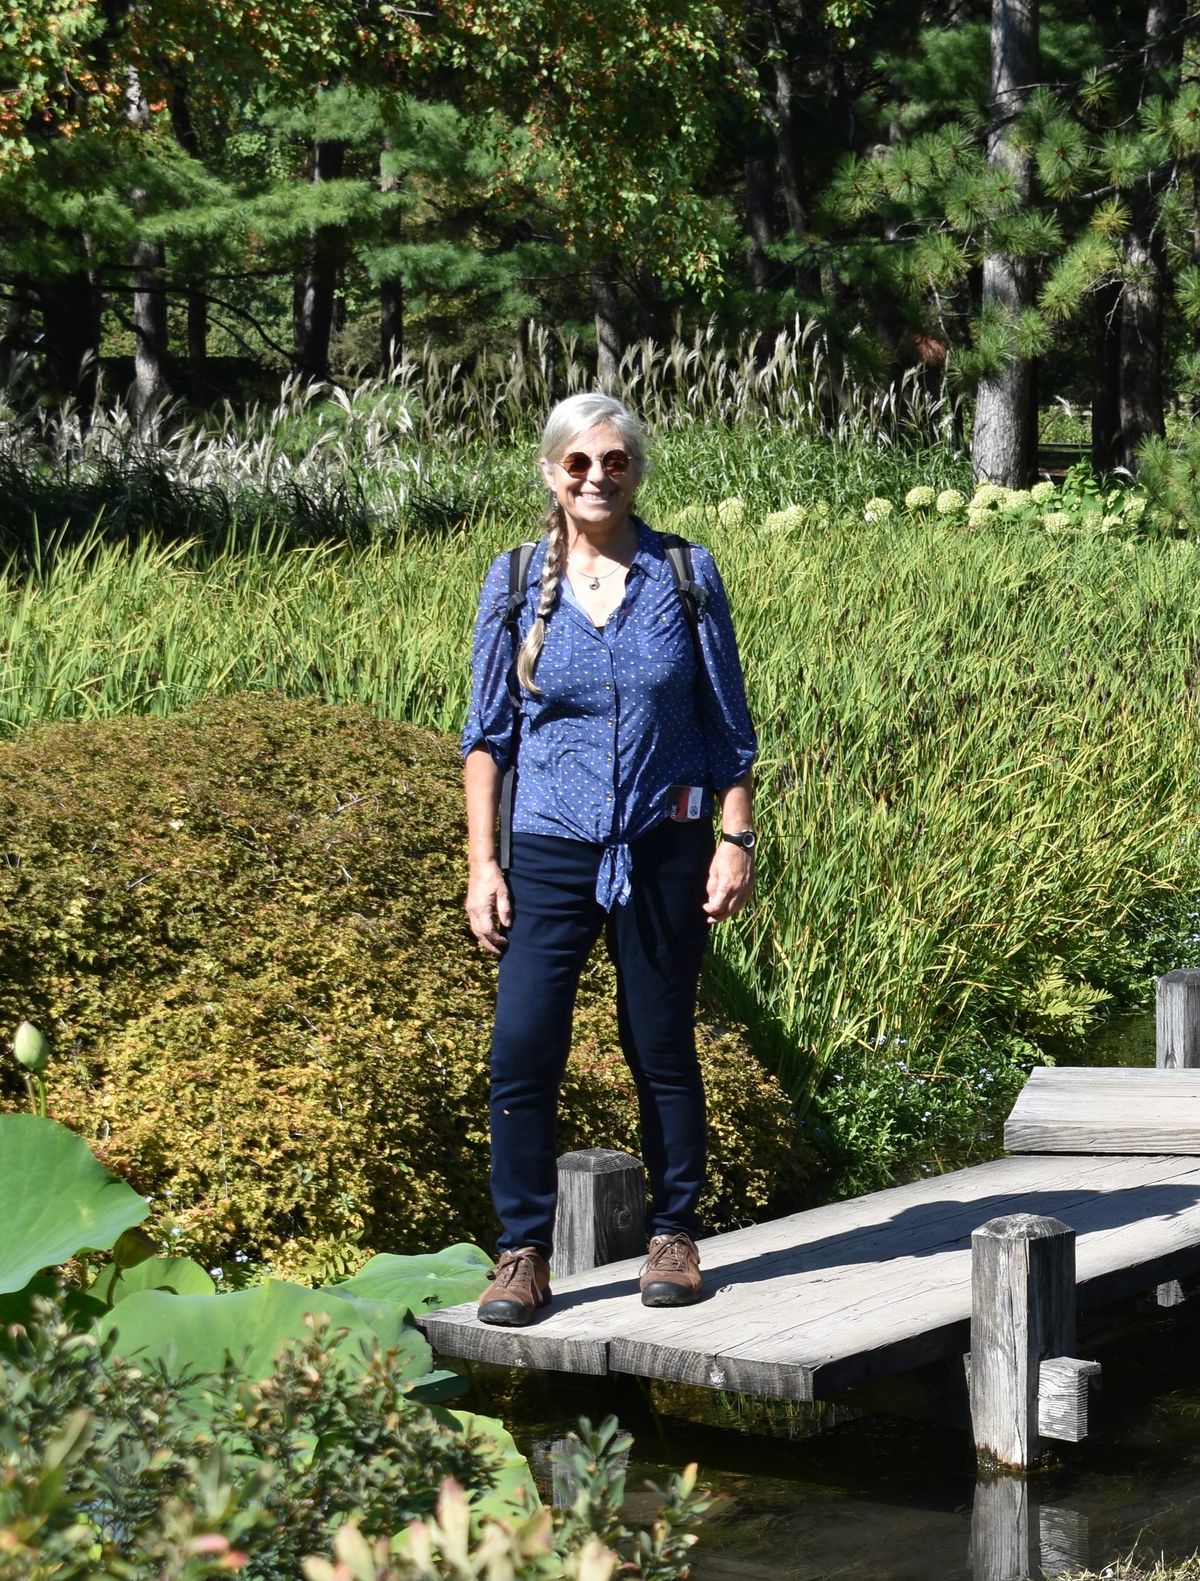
left=416, top=971, right=1200, bottom=1476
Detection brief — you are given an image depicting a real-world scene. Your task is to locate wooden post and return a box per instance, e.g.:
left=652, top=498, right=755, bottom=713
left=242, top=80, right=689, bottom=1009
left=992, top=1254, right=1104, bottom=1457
left=970, top=1214, right=1076, bottom=1469
left=1155, top=971, right=1200, bottom=1304
left=1156, top=969, right=1200, bottom=1069
left=552, top=1149, right=645, bottom=1279
left=970, top=1480, right=1090, bottom=1581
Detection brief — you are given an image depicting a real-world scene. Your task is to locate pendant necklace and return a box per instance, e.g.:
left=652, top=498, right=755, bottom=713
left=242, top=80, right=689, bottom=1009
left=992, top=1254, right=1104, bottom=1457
left=568, top=555, right=629, bottom=592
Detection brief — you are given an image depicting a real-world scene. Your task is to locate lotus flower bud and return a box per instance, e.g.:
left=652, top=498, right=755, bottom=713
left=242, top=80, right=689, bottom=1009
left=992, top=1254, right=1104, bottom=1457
left=13, top=1020, right=50, bottom=1073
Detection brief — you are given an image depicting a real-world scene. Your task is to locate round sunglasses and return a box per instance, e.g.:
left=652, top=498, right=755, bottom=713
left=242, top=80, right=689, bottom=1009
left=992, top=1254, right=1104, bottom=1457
left=556, top=448, right=636, bottom=479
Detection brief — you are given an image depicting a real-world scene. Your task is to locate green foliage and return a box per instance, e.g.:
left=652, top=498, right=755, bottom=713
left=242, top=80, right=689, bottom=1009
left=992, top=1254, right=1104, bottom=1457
left=0, top=692, right=801, bottom=1270
left=96, top=1279, right=462, bottom=1404
left=0, top=1116, right=148, bottom=1295
left=0, top=1300, right=527, bottom=1581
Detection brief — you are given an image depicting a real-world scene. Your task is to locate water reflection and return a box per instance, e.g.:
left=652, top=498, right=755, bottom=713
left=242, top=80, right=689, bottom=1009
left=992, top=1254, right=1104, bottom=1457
left=485, top=1293, right=1200, bottom=1581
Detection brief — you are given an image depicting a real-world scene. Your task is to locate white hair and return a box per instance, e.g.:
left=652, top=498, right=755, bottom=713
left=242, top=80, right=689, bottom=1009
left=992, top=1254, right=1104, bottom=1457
left=516, top=394, right=649, bottom=695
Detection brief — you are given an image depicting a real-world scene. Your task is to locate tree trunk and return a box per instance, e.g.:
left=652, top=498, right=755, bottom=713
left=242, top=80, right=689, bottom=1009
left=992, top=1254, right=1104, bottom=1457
left=745, top=153, right=774, bottom=293
left=1116, top=0, right=1181, bottom=469
left=379, top=136, right=404, bottom=371
left=971, top=0, right=1039, bottom=488
left=0, top=278, right=34, bottom=385
left=380, top=280, right=404, bottom=372
left=126, top=67, right=170, bottom=428
left=39, top=269, right=101, bottom=411
left=1091, top=280, right=1122, bottom=473
left=131, top=237, right=170, bottom=426
left=591, top=255, right=622, bottom=391
left=169, top=76, right=207, bottom=404
left=294, top=137, right=346, bottom=382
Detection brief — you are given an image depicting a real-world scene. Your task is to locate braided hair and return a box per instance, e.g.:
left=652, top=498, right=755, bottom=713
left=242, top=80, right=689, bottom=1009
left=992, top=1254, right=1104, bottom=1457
left=516, top=393, right=647, bottom=696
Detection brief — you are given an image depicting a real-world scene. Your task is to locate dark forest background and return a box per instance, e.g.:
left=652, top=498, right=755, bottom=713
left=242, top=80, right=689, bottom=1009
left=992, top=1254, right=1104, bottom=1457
left=3, top=1, right=1200, bottom=482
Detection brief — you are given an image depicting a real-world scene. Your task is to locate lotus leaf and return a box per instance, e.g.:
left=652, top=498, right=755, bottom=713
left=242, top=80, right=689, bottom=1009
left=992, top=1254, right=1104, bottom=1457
left=97, top=1278, right=463, bottom=1401
left=442, top=1409, right=540, bottom=1521
left=0, top=1115, right=148, bottom=1294
left=90, top=1256, right=217, bottom=1305
left=335, top=1243, right=492, bottom=1313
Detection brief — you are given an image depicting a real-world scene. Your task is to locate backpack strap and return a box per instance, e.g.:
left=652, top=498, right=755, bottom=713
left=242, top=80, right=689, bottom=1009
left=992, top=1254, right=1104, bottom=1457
left=659, top=532, right=708, bottom=663
left=498, top=542, right=537, bottom=871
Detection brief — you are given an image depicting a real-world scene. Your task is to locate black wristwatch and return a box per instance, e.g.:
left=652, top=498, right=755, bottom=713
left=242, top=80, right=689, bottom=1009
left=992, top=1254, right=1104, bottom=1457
left=721, top=829, right=758, bottom=853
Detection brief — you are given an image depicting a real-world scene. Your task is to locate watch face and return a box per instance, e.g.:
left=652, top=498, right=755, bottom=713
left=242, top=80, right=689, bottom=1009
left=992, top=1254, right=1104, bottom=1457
left=727, top=830, right=756, bottom=851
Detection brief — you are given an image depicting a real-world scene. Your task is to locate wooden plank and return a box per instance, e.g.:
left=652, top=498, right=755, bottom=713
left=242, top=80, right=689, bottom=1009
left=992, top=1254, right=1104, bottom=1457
left=416, top=1151, right=1200, bottom=1399
left=1037, top=1358, right=1101, bottom=1443
left=1005, top=1067, right=1200, bottom=1154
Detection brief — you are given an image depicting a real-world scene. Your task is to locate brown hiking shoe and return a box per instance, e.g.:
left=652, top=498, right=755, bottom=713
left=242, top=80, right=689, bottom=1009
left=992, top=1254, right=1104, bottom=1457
left=639, top=1232, right=702, bottom=1307
left=477, top=1247, right=552, bottom=1327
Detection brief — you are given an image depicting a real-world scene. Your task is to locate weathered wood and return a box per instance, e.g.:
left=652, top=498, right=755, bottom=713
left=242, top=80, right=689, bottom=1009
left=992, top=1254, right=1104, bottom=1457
left=1038, top=1506, right=1089, bottom=1577
left=970, top=1476, right=1030, bottom=1581
left=1037, top=1357, right=1101, bottom=1442
left=417, top=1151, right=1200, bottom=1398
left=970, top=1214, right=1076, bottom=1469
left=970, top=1481, right=1090, bottom=1581
left=552, top=1149, right=645, bottom=1279
left=1157, top=970, right=1200, bottom=1069
left=1005, top=1067, right=1200, bottom=1153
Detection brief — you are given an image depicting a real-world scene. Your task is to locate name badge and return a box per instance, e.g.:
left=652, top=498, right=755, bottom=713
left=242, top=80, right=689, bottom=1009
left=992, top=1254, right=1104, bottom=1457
left=668, top=785, right=705, bottom=822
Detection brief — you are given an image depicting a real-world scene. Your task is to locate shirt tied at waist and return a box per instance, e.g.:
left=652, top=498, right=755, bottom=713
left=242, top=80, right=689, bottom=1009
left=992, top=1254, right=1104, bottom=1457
left=596, top=842, right=633, bottom=910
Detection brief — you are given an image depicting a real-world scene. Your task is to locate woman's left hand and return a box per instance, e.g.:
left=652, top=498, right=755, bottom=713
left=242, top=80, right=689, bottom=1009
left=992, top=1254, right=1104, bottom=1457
left=703, top=841, right=754, bottom=925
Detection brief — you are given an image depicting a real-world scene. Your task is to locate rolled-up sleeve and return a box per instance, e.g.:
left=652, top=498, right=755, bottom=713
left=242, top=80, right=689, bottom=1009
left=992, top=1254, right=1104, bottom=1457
left=692, top=546, right=757, bottom=790
left=461, top=551, right=519, bottom=769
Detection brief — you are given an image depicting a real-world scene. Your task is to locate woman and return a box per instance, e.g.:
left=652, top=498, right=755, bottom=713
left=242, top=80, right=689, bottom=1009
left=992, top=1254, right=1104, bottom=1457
left=462, top=392, right=757, bottom=1326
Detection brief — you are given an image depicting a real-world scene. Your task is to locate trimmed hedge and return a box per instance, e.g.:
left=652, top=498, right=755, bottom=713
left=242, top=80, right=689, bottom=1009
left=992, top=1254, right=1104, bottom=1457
left=0, top=693, right=803, bottom=1276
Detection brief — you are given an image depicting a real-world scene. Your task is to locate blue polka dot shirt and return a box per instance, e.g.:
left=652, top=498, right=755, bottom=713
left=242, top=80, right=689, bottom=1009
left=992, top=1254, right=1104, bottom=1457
left=462, top=518, right=757, bottom=908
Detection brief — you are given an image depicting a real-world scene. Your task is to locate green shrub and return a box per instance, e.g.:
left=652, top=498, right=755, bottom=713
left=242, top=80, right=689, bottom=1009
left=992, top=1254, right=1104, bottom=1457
left=1, top=1305, right=709, bottom=1581
left=0, top=1301, right=508, bottom=1581
left=0, top=692, right=803, bottom=1273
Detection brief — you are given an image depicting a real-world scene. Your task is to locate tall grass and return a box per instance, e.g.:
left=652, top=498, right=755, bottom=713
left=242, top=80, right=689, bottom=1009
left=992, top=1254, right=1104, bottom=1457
left=5, top=493, right=1199, bottom=1141
left=0, top=321, right=954, bottom=564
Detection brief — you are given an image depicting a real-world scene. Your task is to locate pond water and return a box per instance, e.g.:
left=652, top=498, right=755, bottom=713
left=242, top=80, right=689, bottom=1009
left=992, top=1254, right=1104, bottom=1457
left=473, top=1288, right=1200, bottom=1580
left=464, top=1007, right=1200, bottom=1580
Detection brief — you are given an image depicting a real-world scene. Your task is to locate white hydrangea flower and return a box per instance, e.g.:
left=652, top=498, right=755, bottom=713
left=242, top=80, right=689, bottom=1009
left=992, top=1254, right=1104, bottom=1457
left=1043, top=510, right=1072, bottom=531
left=1004, top=489, right=1034, bottom=511
left=717, top=497, right=746, bottom=526
left=972, top=482, right=1009, bottom=508
left=904, top=485, right=936, bottom=511
left=864, top=496, right=894, bottom=521
left=935, top=488, right=967, bottom=513
left=1101, top=514, right=1122, bottom=530
left=764, top=505, right=806, bottom=533
left=1123, top=494, right=1147, bottom=519
left=1030, top=481, right=1056, bottom=503
left=966, top=506, right=992, bottom=529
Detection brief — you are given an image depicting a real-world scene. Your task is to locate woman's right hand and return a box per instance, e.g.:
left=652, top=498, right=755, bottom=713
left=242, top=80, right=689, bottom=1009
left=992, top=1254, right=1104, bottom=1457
left=466, top=860, right=512, bottom=955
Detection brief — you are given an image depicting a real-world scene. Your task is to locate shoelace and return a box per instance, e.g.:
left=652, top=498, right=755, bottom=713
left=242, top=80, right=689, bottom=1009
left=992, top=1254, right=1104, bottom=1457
left=488, top=1251, right=538, bottom=1290
left=646, top=1235, right=694, bottom=1273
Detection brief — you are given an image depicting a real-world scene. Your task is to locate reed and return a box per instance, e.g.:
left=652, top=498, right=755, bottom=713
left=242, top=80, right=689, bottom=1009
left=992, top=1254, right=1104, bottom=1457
left=4, top=477, right=1197, bottom=1157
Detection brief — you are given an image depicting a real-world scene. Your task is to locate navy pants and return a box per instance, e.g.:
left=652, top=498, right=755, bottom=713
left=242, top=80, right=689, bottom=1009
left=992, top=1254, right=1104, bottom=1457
left=490, top=821, right=713, bottom=1258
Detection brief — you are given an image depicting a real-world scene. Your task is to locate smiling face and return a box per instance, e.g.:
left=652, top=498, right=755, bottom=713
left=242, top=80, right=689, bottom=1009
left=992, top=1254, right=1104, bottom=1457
left=539, top=421, right=642, bottom=542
